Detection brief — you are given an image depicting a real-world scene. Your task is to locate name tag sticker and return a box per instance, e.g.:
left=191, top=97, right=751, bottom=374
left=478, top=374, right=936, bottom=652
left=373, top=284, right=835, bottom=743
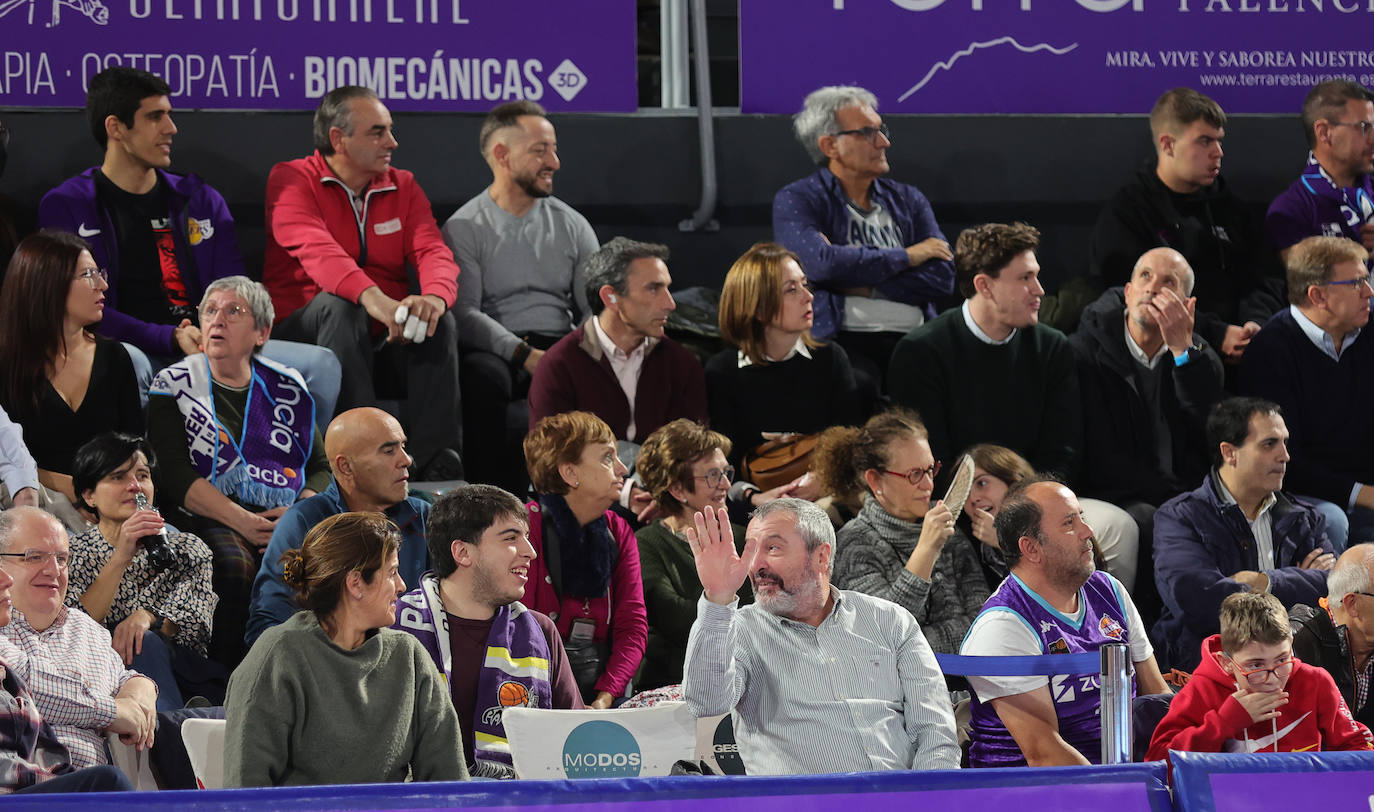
left=373, top=218, right=402, bottom=236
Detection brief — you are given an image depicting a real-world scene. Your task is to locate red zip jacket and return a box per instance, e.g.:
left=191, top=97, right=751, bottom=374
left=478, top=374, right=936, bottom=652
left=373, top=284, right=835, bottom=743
left=263, top=151, right=458, bottom=322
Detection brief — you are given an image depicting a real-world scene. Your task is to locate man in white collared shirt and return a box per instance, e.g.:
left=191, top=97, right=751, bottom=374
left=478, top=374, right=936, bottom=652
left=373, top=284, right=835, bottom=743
left=889, top=222, right=1141, bottom=590
left=1154, top=396, right=1336, bottom=670
left=1241, top=236, right=1374, bottom=550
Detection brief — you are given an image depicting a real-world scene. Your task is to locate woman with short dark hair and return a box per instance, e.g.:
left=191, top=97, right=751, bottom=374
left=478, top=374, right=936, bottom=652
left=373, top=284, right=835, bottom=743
left=224, top=511, right=466, bottom=787
left=67, top=432, right=220, bottom=709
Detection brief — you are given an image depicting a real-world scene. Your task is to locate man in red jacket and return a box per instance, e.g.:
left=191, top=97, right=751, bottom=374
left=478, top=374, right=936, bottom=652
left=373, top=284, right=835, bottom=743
left=263, top=85, right=463, bottom=481
left=1148, top=590, right=1373, bottom=759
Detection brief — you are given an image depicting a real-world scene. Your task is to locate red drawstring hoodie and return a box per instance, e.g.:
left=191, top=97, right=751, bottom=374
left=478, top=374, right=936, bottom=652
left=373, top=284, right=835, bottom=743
left=1147, top=634, right=1374, bottom=761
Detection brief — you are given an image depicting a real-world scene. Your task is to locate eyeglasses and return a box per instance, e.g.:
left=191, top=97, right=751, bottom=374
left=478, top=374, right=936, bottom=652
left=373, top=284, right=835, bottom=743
left=200, top=302, right=250, bottom=322
left=881, top=461, right=942, bottom=486
left=1351, top=591, right=1374, bottom=599
left=75, top=267, right=108, bottom=289
left=1325, top=274, right=1373, bottom=291
left=693, top=466, right=735, bottom=489
left=0, top=550, right=71, bottom=569
left=1329, top=120, right=1374, bottom=138
left=1225, top=654, right=1294, bottom=686
left=833, top=123, right=890, bottom=146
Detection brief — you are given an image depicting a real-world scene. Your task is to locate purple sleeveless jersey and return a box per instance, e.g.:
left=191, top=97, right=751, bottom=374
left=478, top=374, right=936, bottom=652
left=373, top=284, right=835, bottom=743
left=967, top=570, right=1134, bottom=767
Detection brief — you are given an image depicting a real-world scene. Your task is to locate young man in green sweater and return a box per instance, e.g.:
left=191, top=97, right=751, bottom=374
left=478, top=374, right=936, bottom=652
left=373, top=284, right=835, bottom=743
left=889, top=223, right=1141, bottom=592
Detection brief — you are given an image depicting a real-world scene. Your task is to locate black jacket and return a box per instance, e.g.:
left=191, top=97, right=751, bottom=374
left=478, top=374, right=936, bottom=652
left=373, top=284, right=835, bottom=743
left=1070, top=287, right=1224, bottom=506
left=1088, top=167, right=1285, bottom=349
left=1292, top=603, right=1374, bottom=731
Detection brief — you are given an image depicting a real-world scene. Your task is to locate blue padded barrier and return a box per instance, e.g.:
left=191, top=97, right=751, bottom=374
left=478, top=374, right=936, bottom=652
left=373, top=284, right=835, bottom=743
left=0, top=763, right=1173, bottom=811
left=1171, top=750, right=1374, bottom=812
left=936, top=652, right=1101, bottom=676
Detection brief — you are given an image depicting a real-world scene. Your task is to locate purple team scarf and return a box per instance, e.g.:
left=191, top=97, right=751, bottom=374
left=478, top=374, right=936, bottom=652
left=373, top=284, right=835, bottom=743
left=393, top=574, right=552, bottom=766
left=1299, top=151, right=1374, bottom=243
left=149, top=354, right=313, bottom=509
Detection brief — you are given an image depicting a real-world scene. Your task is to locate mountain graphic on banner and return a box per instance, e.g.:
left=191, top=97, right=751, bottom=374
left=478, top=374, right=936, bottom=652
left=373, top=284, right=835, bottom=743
left=898, top=36, right=1078, bottom=102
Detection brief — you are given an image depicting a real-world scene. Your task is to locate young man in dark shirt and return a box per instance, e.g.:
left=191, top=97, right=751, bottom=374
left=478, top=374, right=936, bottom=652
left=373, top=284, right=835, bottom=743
left=391, top=484, right=582, bottom=777
left=38, top=67, right=339, bottom=423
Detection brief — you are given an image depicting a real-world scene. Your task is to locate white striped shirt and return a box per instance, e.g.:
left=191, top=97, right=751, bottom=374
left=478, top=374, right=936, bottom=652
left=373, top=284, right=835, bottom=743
left=683, top=586, right=959, bottom=774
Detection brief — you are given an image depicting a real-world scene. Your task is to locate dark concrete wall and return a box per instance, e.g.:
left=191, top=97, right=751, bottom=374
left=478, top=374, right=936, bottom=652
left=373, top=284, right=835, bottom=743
left=1, top=109, right=1310, bottom=293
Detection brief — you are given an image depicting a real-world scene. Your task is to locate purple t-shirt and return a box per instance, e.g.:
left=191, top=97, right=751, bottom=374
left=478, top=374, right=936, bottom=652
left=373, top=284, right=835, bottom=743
left=966, top=570, right=1135, bottom=767
left=1266, top=154, right=1374, bottom=254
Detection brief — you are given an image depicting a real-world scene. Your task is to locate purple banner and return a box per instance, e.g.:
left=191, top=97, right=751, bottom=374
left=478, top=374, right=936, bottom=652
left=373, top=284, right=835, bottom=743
left=0, top=0, right=636, bottom=111
left=740, top=0, right=1374, bottom=114
left=1208, top=770, right=1374, bottom=811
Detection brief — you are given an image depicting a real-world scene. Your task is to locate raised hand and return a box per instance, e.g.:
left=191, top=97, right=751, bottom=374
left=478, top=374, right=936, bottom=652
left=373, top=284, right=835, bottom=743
left=686, top=505, right=758, bottom=605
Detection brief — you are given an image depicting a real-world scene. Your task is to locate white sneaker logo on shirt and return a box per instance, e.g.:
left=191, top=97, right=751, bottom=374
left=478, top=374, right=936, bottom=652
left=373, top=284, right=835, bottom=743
left=77, top=223, right=101, bottom=237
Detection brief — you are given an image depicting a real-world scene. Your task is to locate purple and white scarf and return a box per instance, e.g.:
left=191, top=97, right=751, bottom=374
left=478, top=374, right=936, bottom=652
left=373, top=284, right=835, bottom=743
left=150, top=354, right=313, bottom=509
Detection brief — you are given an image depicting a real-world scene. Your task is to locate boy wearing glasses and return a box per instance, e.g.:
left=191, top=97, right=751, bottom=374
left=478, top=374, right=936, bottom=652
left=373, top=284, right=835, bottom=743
left=1147, top=590, right=1372, bottom=757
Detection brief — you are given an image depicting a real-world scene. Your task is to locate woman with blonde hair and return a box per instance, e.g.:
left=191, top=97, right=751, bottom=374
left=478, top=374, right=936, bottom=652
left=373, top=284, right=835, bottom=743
left=706, top=242, right=860, bottom=504
left=821, top=409, right=989, bottom=654
left=634, top=419, right=751, bottom=689
left=224, top=511, right=465, bottom=787
left=523, top=411, right=647, bottom=708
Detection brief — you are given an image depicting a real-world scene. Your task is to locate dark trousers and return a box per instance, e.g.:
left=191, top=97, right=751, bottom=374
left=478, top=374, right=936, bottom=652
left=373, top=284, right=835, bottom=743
left=835, top=330, right=902, bottom=413
left=196, top=521, right=260, bottom=669
left=129, top=630, right=228, bottom=712
left=459, top=339, right=556, bottom=496
left=13, top=765, right=132, bottom=793
left=274, top=292, right=462, bottom=469
left=150, top=706, right=226, bottom=789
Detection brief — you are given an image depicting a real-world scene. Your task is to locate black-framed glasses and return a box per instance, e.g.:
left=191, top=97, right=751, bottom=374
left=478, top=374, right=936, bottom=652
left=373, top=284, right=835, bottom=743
left=75, top=267, right=108, bottom=289
left=882, top=461, right=942, bottom=486
left=833, top=123, right=890, bottom=146
left=1351, top=591, right=1374, bottom=599
left=693, top=466, right=735, bottom=489
left=1324, top=274, right=1372, bottom=290
left=0, top=550, right=70, bottom=568
left=200, top=302, right=250, bottom=322
left=1330, top=120, right=1374, bottom=138
left=1224, top=654, right=1294, bottom=686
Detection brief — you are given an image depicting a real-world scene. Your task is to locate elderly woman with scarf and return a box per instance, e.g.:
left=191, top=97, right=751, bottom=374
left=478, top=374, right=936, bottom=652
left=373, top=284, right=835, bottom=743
left=522, top=411, right=647, bottom=708
left=147, top=276, right=330, bottom=666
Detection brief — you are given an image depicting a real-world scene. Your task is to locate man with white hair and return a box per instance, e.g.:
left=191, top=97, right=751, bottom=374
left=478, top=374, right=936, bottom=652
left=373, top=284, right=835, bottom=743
left=773, top=85, right=955, bottom=395
left=682, top=498, right=958, bottom=774
left=1293, top=543, right=1374, bottom=730
left=0, top=507, right=157, bottom=769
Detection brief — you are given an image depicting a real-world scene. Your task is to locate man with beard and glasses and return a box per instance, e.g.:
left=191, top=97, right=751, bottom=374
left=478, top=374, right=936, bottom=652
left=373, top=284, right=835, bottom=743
left=1153, top=397, right=1336, bottom=671
left=682, top=498, right=958, bottom=774
left=392, top=484, right=581, bottom=778
left=442, top=102, right=599, bottom=493
left=961, top=480, right=1170, bottom=767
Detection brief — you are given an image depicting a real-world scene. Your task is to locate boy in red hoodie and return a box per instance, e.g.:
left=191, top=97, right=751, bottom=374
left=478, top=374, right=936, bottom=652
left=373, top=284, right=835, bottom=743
left=1147, top=591, right=1373, bottom=759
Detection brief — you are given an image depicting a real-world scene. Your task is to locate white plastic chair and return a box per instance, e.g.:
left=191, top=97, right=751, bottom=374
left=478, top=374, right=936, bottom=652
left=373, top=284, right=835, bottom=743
left=503, top=702, right=697, bottom=779
left=180, top=717, right=227, bottom=789
left=105, top=732, right=159, bottom=790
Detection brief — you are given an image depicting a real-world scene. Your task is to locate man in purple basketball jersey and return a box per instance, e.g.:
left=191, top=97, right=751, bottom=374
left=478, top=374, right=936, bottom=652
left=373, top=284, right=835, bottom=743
left=961, top=480, right=1171, bottom=767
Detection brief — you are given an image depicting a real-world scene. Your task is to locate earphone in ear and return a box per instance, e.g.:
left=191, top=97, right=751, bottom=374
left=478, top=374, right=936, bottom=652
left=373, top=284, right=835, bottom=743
left=608, top=294, right=618, bottom=303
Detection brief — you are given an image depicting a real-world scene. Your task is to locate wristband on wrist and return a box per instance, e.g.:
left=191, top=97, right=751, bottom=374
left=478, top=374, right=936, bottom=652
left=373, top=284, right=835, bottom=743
left=510, top=341, right=533, bottom=369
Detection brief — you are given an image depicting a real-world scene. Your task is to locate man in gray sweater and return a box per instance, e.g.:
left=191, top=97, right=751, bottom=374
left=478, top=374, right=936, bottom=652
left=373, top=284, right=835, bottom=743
left=443, top=101, right=599, bottom=493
